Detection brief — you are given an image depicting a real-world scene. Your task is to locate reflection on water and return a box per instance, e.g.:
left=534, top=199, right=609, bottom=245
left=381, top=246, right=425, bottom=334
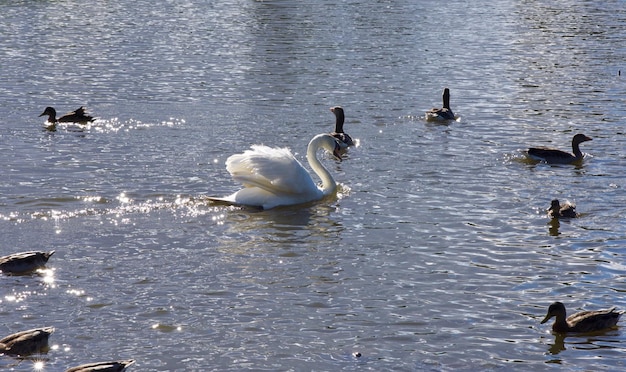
left=546, top=330, right=624, bottom=356
left=548, top=218, right=560, bottom=236
left=217, top=201, right=345, bottom=255
left=1, top=268, right=55, bottom=310
left=547, top=333, right=567, bottom=355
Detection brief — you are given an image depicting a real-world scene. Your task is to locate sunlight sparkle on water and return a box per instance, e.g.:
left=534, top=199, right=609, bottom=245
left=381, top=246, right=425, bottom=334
left=82, top=195, right=106, bottom=203
left=152, top=323, right=182, bottom=332
left=175, top=195, right=190, bottom=205
left=117, top=192, right=132, bottom=204
left=211, top=213, right=225, bottom=225
left=39, top=268, right=55, bottom=285
left=67, top=288, right=86, bottom=297
left=33, top=360, right=45, bottom=371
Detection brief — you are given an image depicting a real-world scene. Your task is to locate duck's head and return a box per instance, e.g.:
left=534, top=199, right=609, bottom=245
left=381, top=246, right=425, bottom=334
left=330, top=106, right=345, bottom=123
left=548, top=199, right=561, bottom=212
left=541, top=302, right=566, bottom=324
left=330, top=106, right=344, bottom=115
left=39, top=107, right=56, bottom=118
left=573, top=133, right=592, bottom=145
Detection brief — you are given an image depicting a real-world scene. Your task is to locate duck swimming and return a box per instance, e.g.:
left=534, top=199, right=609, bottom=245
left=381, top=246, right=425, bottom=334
left=66, top=359, right=136, bottom=372
left=329, top=106, right=354, bottom=149
left=548, top=199, right=577, bottom=218
left=39, top=106, right=94, bottom=124
left=527, top=133, right=592, bottom=164
left=0, top=327, right=55, bottom=356
left=425, top=87, right=455, bottom=121
left=541, top=302, right=622, bottom=333
left=0, top=250, right=55, bottom=274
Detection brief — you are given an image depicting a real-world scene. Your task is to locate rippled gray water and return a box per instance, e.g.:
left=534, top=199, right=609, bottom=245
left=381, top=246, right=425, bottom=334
left=1, top=0, right=626, bottom=371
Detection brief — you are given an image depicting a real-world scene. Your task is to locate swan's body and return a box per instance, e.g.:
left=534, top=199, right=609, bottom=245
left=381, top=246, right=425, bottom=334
left=548, top=199, right=577, bottom=219
left=39, top=106, right=94, bottom=124
left=0, top=327, right=54, bottom=356
left=210, top=134, right=344, bottom=210
left=0, top=250, right=55, bottom=274
left=329, top=106, right=354, bottom=149
left=527, top=133, right=592, bottom=164
left=541, top=302, right=622, bottom=333
left=66, top=359, right=136, bottom=372
left=426, top=88, right=455, bottom=121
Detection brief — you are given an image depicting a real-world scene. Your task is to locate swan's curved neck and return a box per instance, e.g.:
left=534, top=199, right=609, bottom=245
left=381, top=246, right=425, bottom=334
left=307, top=136, right=336, bottom=195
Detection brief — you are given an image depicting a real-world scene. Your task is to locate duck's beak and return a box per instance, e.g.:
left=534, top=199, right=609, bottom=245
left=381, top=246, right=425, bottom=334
left=38, top=111, right=46, bottom=117
left=540, top=314, right=552, bottom=324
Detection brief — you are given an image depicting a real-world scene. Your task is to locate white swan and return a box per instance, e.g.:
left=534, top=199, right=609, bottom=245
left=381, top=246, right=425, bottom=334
left=209, top=134, right=345, bottom=210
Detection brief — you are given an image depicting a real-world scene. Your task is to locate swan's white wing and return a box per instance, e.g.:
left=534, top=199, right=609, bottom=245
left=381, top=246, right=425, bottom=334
left=226, top=145, right=318, bottom=195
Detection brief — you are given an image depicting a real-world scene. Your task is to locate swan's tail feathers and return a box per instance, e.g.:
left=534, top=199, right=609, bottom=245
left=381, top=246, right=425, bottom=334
left=205, top=196, right=235, bottom=205
left=205, top=196, right=263, bottom=210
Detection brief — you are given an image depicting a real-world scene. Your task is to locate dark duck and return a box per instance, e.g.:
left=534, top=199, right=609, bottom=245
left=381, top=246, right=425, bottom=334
left=0, top=250, right=55, bottom=274
left=66, top=359, right=136, bottom=372
left=547, top=199, right=577, bottom=219
left=39, top=106, right=95, bottom=124
left=426, top=87, right=455, bottom=121
left=527, top=133, right=592, bottom=164
left=329, top=106, right=354, bottom=149
left=541, top=302, right=622, bottom=333
left=0, top=327, right=55, bottom=356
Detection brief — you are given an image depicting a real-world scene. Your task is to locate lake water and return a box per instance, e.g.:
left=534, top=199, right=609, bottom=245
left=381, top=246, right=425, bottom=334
left=1, top=0, right=626, bottom=371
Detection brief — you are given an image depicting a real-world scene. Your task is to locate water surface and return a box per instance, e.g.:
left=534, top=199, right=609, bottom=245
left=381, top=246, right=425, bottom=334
left=1, top=0, right=626, bottom=371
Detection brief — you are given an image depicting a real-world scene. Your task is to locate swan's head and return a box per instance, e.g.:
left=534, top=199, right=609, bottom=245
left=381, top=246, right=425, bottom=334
left=312, top=133, right=347, bottom=161
left=328, top=136, right=349, bottom=161
left=332, top=139, right=348, bottom=161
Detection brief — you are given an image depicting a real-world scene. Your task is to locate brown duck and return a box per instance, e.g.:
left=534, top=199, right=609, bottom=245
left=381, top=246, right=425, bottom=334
left=0, top=327, right=54, bottom=356
left=541, top=302, right=622, bottom=333
left=66, top=359, right=136, bottom=372
left=0, top=250, right=55, bottom=274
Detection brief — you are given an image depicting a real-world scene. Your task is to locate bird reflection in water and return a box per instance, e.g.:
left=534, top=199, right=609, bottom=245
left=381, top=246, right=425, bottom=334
left=546, top=331, right=622, bottom=356
left=547, top=333, right=566, bottom=355
left=548, top=218, right=560, bottom=236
